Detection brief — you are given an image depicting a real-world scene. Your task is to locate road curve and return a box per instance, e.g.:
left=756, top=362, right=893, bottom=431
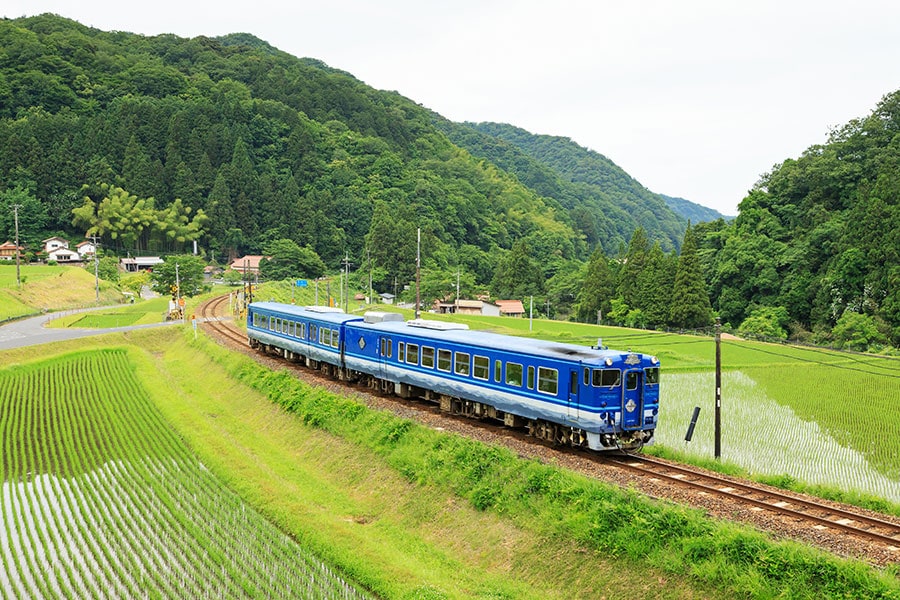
left=0, top=306, right=182, bottom=351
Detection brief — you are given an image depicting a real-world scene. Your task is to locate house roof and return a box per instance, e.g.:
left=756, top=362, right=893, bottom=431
left=42, top=236, right=68, bottom=243
left=76, top=240, right=94, bottom=248
left=495, top=299, right=526, bottom=314
left=0, top=241, right=23, bottom=249
left=229, top=255, right=265, bottom=271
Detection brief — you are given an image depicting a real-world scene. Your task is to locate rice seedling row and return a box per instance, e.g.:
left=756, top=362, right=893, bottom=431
left=0, top=350, right=373, bottom=599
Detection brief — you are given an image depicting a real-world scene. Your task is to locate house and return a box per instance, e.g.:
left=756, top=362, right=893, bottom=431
left=47, top=247, right=81, bottom=263
left=228, top=255, right=265, bottom=275
left=42, top=236, right=69, bottom=254
left=120, top=257, right=165, bottom=272
left=379, top=293, right=395, bottom=305
left=75, top=240, right=96, bottom=259
left=0, top=241, right=24, bottom=261
left=495, top=299, right=526, bottom=317
left=434, top=299, right=501, bottom=317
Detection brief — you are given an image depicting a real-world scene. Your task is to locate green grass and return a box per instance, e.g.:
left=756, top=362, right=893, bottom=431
left=0, top=263, right=124, bottom=321
left=174, top=327, right=900, bottom=599
left=47, top=297, right=173, bottom=329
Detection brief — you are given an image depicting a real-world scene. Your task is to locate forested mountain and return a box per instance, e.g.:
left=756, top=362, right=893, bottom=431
left=660, top=194, right=731, bottom=223
left=0, top=13, right=590, bottom=295
left=0, top=14, right=896, bottom=350
left=694, top=90, right=900, bottom=348
left=437, top=120, right=686, bottom=252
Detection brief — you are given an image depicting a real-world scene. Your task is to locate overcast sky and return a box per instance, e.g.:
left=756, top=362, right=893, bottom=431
left=5, top=1, right=900, bottom=215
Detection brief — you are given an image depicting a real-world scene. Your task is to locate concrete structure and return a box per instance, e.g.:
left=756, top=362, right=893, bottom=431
left=120, top=257, right=165, bottom=272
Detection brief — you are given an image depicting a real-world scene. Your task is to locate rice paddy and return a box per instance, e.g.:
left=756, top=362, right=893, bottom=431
left=0, top=348, right=372, bottom=599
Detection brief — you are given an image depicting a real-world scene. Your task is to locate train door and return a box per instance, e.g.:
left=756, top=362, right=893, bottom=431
left=567, top=368, right=580, bottom=420
left=621, top=369, right=643, bottom=430
left=378, top=336, right=393, bottom=378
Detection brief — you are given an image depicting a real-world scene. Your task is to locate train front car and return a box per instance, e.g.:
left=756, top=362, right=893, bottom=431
left=578, top=347, right=660, bottom=451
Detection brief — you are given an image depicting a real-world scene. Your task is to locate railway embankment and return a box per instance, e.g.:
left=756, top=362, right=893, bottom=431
left=184, top=325, right=900, bottom=598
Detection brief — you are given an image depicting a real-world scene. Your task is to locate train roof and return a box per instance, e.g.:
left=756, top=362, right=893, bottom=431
left=249, top=301, right=363, bottom=325
left=348, top=317, right=648, bottom=365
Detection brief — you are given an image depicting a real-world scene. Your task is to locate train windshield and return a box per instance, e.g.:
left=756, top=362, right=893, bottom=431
left=645, top=367, right=660, bottom=384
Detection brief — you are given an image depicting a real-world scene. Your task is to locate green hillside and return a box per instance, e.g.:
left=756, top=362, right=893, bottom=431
left=438, top=119, right=687, bottom=252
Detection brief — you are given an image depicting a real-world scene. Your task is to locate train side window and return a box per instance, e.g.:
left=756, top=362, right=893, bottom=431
left=537, top=367, right=558, bottom=395
left=473, top=356, right=489, bottom=380
left=421, top=346, right=435, bottom=368
left=310, top=325, right=317, bottom=341
left=380, top=339, right=393, bottom=358
left=437, top=349, right=452, bottom=372
left=454, top=352, right=470, bottom=376
left=269, top=318, right=276, bottom=332
left=645, top=367, right=660, bottom=384
left=300, top=323, right=307, bottom=339
left=593, top=369, right=621, bottom=388
left=398, top=342, right=405, bottom=361
left=626, top=372, right=638, bottom=390
left=583, top=368, right=590, bottom=386
left=527, top=366, right=535, bottom=389
left=494, top=360, right=502, bottom=383
left=406, top=343, right=419, bottom=365
left=331, top=329, right=339, bottom=348
left=506, top=362, right=522, bottom=387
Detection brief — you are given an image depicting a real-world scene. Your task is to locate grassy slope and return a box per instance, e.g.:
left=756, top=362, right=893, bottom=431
left=0, top=263, right=123, bottom=320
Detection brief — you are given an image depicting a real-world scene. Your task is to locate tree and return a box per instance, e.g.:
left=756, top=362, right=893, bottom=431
left=670, top=224, right=713, bottom=329
left=491, top=239, right=543, bottom=301
left=737, top=306, right=790, bottom=340
left=575, top=248, right=615, bottom=323
left=260, top=238, right=325, bottom=281
left=0, top=184, right=47, bottom=249
left=150, top=254, right=207, bottom=298
left=831, top=311, right=888, bottom=352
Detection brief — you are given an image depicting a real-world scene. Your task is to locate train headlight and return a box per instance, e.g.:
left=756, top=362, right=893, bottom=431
left=650, top=356, right=659, bottom=365
left=604, top=357, right=613, bottom=366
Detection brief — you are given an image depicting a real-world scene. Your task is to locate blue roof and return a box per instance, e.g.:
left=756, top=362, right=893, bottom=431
left=348, top=318, right=635, bottom=366
left=250, top=302, right=362, bottom=325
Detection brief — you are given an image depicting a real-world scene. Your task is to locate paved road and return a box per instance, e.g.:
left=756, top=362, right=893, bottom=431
left=0, top=307, right=182, bottom=351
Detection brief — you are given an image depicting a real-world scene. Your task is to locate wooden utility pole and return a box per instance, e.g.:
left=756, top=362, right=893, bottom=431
left=714, top=317, right=722, bottom=459
left=12, top=204, right=21, bottom=288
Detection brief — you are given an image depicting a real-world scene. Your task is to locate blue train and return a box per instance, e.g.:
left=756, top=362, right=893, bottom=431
left=247, top=302, right=660, bottom=451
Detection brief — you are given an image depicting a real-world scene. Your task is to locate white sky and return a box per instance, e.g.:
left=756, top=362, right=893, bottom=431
left=5, top=1, right=900, bottom=215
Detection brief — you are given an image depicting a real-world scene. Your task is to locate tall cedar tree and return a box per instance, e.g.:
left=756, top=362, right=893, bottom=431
left=670, top=224, right=713, bottom=328
left=617, top=227, right=649, bottom=310
left=575, top=247, right=615, bottom=323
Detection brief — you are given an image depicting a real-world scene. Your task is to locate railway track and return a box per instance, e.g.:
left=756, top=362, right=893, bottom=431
left=197, top=294, right=247, bottom=346
left=195, top=295, right=900, bottom=562
left=602, top=453, right=900, bottom=550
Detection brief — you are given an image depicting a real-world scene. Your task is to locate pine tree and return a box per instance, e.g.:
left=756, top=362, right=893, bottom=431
left=575, top=247, right=615, bottom=323
left=670, top=224, right=713, bottom=329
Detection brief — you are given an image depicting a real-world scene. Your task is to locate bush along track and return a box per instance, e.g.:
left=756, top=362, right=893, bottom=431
left=191, top=333, right=900, bottom=599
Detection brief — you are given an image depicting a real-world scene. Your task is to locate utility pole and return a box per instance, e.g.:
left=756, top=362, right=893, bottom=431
left=415, top=227, right=421, bottom=319
left=175, top=261, right=182, bottom=321
left=714, top=317, right=722, bottom=459
left=12, top=204, right=21, bottom=288
left=342, top=252, right=351, bottom=312
left=91, top=235, right=100, bottom=304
